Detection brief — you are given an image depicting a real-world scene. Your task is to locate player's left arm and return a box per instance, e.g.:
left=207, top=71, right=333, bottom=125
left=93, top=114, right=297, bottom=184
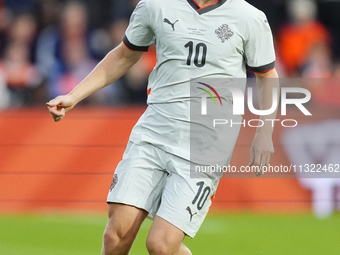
left=248, top=68, right=280, bottom=176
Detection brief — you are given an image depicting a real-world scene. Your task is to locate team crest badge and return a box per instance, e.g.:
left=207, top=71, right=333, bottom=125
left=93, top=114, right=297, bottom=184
left=110, top=174, right=118, bottom=191
left=215, top=24, right=234, bottom=43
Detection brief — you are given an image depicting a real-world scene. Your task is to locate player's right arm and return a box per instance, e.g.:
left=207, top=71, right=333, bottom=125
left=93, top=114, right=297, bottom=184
left=46, top=43, right=143, bottom=122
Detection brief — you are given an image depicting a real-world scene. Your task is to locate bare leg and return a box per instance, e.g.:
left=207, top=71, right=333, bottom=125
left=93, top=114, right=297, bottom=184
left=102, top=203, right=148, bottom=255
left=146, top=216, right=192, bottom=255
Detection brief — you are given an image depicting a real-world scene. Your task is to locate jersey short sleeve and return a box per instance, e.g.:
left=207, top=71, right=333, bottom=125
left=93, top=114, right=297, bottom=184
left=244, top=11, right=276, bottom=73
left=123, top=0, right=155, bottom=52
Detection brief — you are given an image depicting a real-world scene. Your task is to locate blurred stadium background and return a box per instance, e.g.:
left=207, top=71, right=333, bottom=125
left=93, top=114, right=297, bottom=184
left=0, top=0, right=340, bottom=254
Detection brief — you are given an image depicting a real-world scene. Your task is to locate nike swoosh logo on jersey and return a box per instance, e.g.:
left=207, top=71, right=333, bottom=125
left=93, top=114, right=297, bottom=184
left=163, top=18, right=179, bottom=31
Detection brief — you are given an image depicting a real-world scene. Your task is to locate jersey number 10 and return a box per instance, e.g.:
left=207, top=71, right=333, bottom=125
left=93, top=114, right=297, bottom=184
left=185, top=41, right=207, bottom=67
left=192, top=181, right=211, bottom=210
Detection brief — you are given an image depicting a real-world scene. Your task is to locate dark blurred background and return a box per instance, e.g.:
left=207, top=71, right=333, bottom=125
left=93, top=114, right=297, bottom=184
left=0, top=0, right=339, bottom=109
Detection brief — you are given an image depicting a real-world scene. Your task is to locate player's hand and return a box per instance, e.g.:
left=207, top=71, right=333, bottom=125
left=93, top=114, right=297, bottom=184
left=248, top=132, right=274, bottom=177
left=46, top=95, right=75, bottom=122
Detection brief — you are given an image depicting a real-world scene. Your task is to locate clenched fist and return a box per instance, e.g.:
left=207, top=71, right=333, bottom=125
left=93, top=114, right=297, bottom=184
left=46, top=95, right=75, bottom=122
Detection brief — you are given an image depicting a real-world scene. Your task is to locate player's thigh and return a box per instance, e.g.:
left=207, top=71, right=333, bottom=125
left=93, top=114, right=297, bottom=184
left=104, top=203, right=148, bottom=244
left=146, top=215, right=185, bottom=254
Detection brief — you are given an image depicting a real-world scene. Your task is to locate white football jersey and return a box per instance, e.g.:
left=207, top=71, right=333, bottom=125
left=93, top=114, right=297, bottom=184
left=124, top=0, right=276, bottom=161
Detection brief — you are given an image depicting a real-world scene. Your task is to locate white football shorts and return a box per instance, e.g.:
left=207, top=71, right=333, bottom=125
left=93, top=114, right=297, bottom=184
left=107, top=141, right=219, bottom=238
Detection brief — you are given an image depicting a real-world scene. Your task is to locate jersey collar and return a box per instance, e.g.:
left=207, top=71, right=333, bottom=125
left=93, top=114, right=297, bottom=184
left=187, top=0, right=227, bottom=15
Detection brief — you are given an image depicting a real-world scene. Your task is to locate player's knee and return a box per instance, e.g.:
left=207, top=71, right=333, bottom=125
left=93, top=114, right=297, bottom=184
left=146, top=238, right=168, bottom=255
left=103, top=228, right=133, bottom=254
left=146, top=236, right=176, bottom=255
left=103, top=229, right=121, bottom=250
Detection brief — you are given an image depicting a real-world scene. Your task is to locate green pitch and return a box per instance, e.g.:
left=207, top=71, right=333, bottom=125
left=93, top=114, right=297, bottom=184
left=0, top=212, right=339, bottom=255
